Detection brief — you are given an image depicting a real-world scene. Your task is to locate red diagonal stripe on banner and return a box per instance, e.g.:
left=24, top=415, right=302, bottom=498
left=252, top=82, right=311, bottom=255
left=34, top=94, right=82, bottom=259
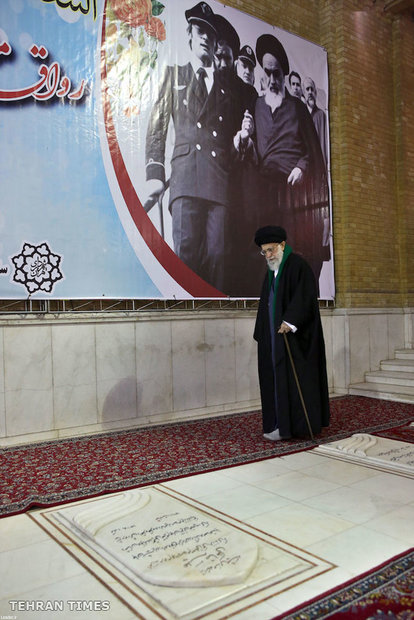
left=100, top=6, right=225, bottom=299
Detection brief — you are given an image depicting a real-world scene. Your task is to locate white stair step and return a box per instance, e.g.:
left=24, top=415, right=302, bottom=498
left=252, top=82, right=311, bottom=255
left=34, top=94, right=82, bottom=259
left=364, top=370, right=414, bottom=387
left=395, top=349, right=414, bottom=360
left=348, top=347, right=414, bottom=404
left=349, top=381, right=414, bottom=404
left=380, top=358, right=414, bottom=373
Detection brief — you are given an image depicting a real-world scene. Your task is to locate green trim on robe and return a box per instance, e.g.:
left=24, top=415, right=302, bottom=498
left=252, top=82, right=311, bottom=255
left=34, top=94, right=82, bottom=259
left=268, top=244, right=293, bottom=325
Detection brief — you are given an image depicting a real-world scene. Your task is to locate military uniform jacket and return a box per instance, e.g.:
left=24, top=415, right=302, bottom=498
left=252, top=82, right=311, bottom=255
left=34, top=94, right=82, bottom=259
left=145, top=62, right=256, bottom=207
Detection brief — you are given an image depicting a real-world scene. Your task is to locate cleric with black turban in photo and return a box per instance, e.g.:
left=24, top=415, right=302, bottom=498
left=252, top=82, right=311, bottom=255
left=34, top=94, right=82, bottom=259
left=253, top=225, right=330, bottom=441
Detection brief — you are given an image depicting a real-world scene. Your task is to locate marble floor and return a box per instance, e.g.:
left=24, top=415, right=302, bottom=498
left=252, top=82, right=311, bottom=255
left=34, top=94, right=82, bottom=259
left=0, top=445, right=413, bottom=619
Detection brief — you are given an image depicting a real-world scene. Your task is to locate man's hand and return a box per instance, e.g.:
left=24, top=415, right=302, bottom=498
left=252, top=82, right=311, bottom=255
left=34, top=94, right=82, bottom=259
left=287, top=167, right=303, bottom=186
left=241, top=110, right=254, bottom=138
left=142, top=179, right=165, bottom=213
left=234, top=110, right=254, bottom=152
left=278, top=322, right=292, bottom=334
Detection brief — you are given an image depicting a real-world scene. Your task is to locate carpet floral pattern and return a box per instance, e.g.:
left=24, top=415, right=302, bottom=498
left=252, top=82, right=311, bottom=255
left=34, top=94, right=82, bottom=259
left=279, top=548, right=414, bottom=619
left=1, top=396, right=413, bottom=517
left=374, top=423, right=414, bottom=444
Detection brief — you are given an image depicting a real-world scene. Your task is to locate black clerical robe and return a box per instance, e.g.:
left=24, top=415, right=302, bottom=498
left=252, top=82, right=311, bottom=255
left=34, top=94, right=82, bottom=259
left=254, top=93, right=330, bottom=285
left=253, top=249, right=330, bottom=437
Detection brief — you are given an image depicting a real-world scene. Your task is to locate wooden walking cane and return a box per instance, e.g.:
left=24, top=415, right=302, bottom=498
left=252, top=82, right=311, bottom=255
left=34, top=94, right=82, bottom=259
left=282, top=332, right=315, bottom=441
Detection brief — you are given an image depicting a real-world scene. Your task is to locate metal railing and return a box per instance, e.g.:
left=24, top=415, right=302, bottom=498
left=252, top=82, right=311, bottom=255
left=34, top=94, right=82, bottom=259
left=0, top=297, right=334, bottom=316
left=0, top=298, right=261, bottom=315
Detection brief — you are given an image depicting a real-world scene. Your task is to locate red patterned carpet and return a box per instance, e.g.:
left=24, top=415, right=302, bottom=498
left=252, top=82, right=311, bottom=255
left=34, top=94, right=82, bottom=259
left=374, top=422, right=414, bottom=444
left=279, top=548, right=414, bottom=619
left=1, top=395, right=413, bottom=517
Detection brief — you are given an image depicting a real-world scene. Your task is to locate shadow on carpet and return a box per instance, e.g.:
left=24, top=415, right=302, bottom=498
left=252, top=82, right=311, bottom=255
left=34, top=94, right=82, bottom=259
left=1, top=395, right=413, bottom=517
left=277, top=547, right=414, bottom=619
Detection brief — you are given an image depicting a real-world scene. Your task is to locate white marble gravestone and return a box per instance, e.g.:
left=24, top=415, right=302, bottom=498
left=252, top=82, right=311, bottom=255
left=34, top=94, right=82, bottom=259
left=34, top=486, right=334, bottom=619
left=314, top=433, right=414, bottom=477
left=60, top=489, right=258, bottom=587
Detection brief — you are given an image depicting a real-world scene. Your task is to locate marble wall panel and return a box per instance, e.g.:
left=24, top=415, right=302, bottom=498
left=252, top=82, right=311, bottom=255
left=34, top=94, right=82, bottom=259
left=387, top=313, right=405, bottom=357
left=0, top=328, right=4, bottom=437
left=321, top=314, right=333, bottom=391
left=52, top=324, right=97, bottom=429
left=135, top=320, right=172, bottom=417
left=5, top=389, right=54, bottom=437
left=349, top=314, right=371, bottom=384
left=235, top=317, right=259, bottom=402
left=368, top=314, right=388, bottom=371
left=96, top=322, right=137, bottom=422
left=0, top=308, right=412, bottom=444
left=331, top=314, right=348, bottom=393
left=171, top=320, right=206, bottom=412
left=404, top=311, right=414, bottom=349
left=204, top=319, right=236, bottom=407
left=411, top=313, right=414, bottom=347
left=4, top=325, right=53, bottom=435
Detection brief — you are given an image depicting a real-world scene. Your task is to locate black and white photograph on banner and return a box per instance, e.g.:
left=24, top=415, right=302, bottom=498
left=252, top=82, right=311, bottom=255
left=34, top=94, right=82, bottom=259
left=104, top=0, right=334, bottom=299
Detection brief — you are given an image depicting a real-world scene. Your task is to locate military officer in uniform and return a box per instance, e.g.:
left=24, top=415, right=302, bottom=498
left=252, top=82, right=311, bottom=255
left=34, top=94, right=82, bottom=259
left=235, top=44, right=256, bottom=87
left=144, top=2, right=252, bottom=292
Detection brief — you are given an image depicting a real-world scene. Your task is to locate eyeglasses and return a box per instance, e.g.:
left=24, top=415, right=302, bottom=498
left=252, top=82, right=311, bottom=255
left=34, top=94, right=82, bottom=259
left=260, top=244, right=279, bottom=256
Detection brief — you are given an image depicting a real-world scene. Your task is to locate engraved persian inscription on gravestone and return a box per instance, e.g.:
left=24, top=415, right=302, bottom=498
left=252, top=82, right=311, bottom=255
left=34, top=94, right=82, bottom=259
left=44, top=487, right=333, bottom=619
left=55, top=489, right=259, bottom=587
left=314, top=434, right=414, bottom=477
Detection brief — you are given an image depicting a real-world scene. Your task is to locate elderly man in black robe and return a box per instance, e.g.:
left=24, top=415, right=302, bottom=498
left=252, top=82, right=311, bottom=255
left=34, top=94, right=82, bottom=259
left=253, top=225, right=330, bottom=440
left=235, top=34, right=330, bottom=288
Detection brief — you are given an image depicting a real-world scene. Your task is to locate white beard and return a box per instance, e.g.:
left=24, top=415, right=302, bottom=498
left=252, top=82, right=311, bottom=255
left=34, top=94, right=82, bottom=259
left=264, top=88, right=285, bottom=112
left=266, top=245, right=284, bottom=271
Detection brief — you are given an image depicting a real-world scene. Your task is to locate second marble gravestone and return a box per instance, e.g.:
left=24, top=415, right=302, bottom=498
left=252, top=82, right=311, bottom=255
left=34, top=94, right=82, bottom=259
left=314, top=433, right=414, bottom=477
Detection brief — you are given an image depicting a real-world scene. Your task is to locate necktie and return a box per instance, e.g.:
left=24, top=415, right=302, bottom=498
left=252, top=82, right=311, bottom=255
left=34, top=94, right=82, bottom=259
left=197, top=67, right=208, bottom=99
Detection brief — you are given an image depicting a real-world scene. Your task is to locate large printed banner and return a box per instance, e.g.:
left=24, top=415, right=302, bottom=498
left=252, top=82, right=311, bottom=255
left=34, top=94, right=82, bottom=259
left=0, top=0, right=335, bottom=299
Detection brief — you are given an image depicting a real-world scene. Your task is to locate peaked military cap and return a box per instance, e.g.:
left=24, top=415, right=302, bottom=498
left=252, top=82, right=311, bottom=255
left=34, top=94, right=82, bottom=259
left=185, top=2, right=217, bottom=36
left=238, top=44, right=256, bottom=67
left=255, top=34, right=289, bottom=75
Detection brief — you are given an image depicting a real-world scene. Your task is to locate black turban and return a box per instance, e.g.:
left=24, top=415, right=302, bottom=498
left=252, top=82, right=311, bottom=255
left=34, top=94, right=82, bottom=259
left=254, top=226, right=287, bottom=247
left=255, top=34, right=289, bottom=75
left=214, top=14, right=240, bottom=59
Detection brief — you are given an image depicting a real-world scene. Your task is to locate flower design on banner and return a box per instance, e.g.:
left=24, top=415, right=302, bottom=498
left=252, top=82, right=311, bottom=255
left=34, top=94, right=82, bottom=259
left=105, top=0, right=166, bottom=116
left=11, top=242, right=64, bottom=295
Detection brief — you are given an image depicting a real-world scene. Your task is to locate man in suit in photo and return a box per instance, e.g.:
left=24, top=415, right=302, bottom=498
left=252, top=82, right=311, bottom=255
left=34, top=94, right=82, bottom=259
left=303, top=76, right=328, bottom=167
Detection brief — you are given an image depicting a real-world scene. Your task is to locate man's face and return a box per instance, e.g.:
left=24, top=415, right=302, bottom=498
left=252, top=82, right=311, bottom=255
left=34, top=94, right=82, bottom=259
left=262, top=53, right=284, bottom=94
left=189, top=22, right=216, bottom=64
left=260, top=242, right=285, bottom=270
left=236, top=58, right=255, bottom=85
left=214, top=41, right=234, bottom=71
left=290, top=75, right=302, bottom=98
left=304, top=79, right=316, bottom=109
